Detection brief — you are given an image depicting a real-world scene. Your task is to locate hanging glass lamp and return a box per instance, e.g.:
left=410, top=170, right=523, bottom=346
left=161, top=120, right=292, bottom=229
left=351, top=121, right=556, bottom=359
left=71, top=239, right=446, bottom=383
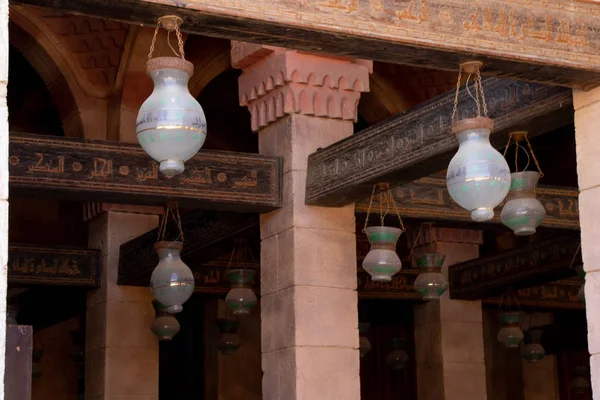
left=359, top=323, right=372, bottom=359
left=577, top=265, right=586, bottom=303
left=151, top=300, right=181, bottom=341
left=571, top=366, right=591, bottom=394
left=136, top=16, right=207, bottom=176
left=151, top=241, right=195, bottom=314
left=386, top=338, right=409, bottom=371
left=363, top=226, right=403, bottom=282
left=521, top=329, right=545, bottom=363
left=225, top=269, right=258, bottom=315
left=500, top=171, right=545, bottom=235
left=446, top=62, right=511, bottom=222
left=497, top=311, right=524, bottom=348
left=413, top=253, right=448, bottom=300
left=447, top=117, right=511, bottom=222
left=217, top=318, right=242, bottom=355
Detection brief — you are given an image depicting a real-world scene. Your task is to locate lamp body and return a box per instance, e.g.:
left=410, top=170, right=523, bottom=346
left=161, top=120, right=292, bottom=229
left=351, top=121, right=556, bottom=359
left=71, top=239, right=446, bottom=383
left=217, top=318, right=242, bottom=355
left=413, top=253, right=448, bottom=300
left=225, top=269, right=258, bottom=315
left=446, top=118, right=511, bottom=222
left=522, top=329, right=545, bottom=363
left=386, top=338, right=409, bottom=370
left=136, top=57, right=207, bottom=176
left=500, top=171, right=546, bottom=235
left=497, top=312, right=524, bottom=348
left=150, top=241, right=195, bottom=314
left=363, top=226, right=402, bottom=282
left=359, top=323, right=372, bottom=359
left=571, top=366, right=591, bottom=394
left=151, top=300, right=181, bottom=341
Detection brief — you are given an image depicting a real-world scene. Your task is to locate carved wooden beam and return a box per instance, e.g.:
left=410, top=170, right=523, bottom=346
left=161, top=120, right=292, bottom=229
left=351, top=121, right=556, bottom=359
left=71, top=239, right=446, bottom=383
left=8, top=244, right=100, bottom=287
left=448, top=236, right=581, bottom=301
left=117, top=211, right=259, bottom=285
left=12, top=0, right=600, bottom=89
left=306, top=79, right=573, bottom=206
left=9, top=133, right=281, bottom=213
left=355, top=177, right=579, bottom=230
left=483, top=278, right=584, bottom=310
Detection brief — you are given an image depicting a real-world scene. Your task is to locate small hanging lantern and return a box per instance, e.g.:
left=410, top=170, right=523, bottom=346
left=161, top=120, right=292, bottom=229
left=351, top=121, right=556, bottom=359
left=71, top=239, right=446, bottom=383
left=500, top=131, right=546, bottom=235
left=225, top=269, right=258, bottom=315
left=362, top=184, right=406, bottom=282
left=359, top=323, right=372, bottom=359
left=413, top=253, right=448, bottom=301
left=136, top=15, right=207, bottom=176
left=446, top=61, right=511, bottom=222
left=497, top=311, right=524, bottom=349
left=521, top=329, right=545, bottom=363
left=151, top=300, right=181, bottom=341
left=571, top=366, right=591, bottom=395
left=576, top=265, right=585, bottom=303
left=217, top=318, right=242, bottom=355
left=151, top=203, right=195, bottom=313
left=386, top=338, right=409, bottom=371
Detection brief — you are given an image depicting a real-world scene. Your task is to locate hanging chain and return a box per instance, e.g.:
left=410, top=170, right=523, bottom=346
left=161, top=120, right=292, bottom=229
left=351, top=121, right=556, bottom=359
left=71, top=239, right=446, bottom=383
left=157, top=202, right=185, bottom=243
left=452, top=62, right=488, bottom=126
left=514, top=142, right=519, bottom=172
left=568, top=243, right=582, bottom=270
left=363, top=184, right=406, bottom=232
left=523, top=135, right=544, bottom=178
left=407, top=222, right=433, bottom=262
left=451, top=66, right=463, bottom=124
left=147, top=16, right=186, bottom=61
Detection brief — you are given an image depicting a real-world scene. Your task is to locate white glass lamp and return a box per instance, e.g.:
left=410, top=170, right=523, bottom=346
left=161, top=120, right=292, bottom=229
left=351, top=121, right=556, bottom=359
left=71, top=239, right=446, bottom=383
left=362, top=226, right=403, bottom=282
left=136, top=16, right=207, bottom=176
left=150, top=241, right=195, bottom=314
left=447, top=117, right=511, bottom=221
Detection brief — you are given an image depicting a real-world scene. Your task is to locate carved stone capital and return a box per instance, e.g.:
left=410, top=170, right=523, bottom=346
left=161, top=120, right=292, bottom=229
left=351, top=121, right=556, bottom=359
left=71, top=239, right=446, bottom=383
left=232, top=41, right=372, bottom=131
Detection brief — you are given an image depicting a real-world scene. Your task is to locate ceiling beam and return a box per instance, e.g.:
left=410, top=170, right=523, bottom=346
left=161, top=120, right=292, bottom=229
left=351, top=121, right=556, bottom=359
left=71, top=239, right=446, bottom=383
left=11, top=0, right=600, bottom=89
left=355, top=177, right=579, bottom=230
left=448, top=235, right=581, bottom=301
left=306, top=78, right=573, bottom=207
left=9, top=133, right=281, bottom=213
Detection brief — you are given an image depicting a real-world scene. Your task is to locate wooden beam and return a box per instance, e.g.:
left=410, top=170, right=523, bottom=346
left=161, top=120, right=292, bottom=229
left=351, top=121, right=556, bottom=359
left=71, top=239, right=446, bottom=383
left=306, top=79, right=572, bottom=206
left=8, top=244, right=100, bottom=287
left=9, top=133, right=281, bottom=213
left=12, top=1, right=600, bottom=89
left=355, top=177, right=579, bottom=230
left=483, top=278, right=584, bottom=310
left=448, top=236, right=581, bottom=301
left=117, top=211, right=259, bottom=285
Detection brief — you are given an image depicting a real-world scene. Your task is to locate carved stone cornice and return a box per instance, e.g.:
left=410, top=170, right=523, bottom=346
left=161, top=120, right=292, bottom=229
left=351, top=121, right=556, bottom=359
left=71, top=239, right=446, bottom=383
left=232, top=42, right=372, bottom=131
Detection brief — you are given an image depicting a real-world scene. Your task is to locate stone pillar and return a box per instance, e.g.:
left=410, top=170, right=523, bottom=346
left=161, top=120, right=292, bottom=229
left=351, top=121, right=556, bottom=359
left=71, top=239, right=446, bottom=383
left=85, top=206, right=160, bottom=400
left=574, top=86, right=600, bottom=398
left=232, top=42, right=372, bottom=400
left=411, top=227, right=487, bottom=400
left=0, top=0, right=8, bottom=397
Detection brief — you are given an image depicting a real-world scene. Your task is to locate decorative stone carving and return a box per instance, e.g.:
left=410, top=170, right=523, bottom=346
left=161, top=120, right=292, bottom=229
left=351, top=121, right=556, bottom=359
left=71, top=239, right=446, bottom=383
left=232, top=42, right=372, bottom=131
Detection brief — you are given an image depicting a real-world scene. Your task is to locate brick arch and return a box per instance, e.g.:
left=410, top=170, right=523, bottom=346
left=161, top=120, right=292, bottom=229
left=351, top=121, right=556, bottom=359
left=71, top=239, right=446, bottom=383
left=9, top=20, right=84, bottom=137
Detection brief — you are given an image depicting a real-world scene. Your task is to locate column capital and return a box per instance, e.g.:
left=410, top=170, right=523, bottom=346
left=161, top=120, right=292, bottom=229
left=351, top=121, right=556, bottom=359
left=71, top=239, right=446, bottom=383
left=231, top=41, right=372, bottom=131
left=407, top=226, right=483, bottom=249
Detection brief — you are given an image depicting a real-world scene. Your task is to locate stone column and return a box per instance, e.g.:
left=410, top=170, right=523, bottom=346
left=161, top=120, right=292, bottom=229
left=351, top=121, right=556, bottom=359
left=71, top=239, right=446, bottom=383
left=574, top=86, right=600, bottom=397
left=85, top=205, right=160, bottom=400
left=232, top=42, right=372, bottom=400
left=411, top=227, right=487, bottom=400
left=0, top=0, right=8, bottom=397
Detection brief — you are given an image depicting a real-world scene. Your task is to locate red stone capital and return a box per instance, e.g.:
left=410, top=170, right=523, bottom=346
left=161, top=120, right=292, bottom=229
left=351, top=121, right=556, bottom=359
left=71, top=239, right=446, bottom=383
left=232, top=41, right=372, bottom=131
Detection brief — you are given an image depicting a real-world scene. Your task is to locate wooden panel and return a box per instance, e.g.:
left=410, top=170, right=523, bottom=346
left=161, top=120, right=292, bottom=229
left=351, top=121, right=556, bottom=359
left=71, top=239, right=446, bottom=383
left=449, top=235, right=581, bottom=301
left=12, top=0, right=600, bottom=89
left=306, top=78, right=572, bottom=206
left=483, top=279, right=584, bottom=310
left=356, top=177, right=579, bottom=230
left=118, top=211, right=259, bottom=285
left=5, top=325, right=33, bottom=400
left=8, top=244, right=100, bottom=287
left=9, top=133, right=281, bottom=213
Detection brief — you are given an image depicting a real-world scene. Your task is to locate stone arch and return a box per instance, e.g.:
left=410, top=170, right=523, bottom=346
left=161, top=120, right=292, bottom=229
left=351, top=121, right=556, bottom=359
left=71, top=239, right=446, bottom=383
left=8, top=20, right=84, bottom=137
